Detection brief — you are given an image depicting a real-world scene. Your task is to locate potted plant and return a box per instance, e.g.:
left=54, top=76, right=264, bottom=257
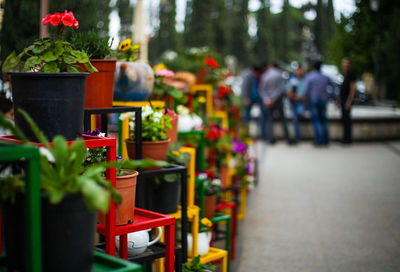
left=113, top=39, right=155, bottom=101
left=120, top=105, right=171, bottom=161
left=71, top=30, right=116, bottom=109
left=197, top=173, right=221, bottom=219
left=0, top=110, right=163, bottom=272
left=187, top=218, right=214, bottom=257
left=183, top=255, right=216, bottom=272
left=136, top=143, right=191, bottom=214
left=2, top=10, right=97, bottom=142
left=215, top=134, right=233, bottom=188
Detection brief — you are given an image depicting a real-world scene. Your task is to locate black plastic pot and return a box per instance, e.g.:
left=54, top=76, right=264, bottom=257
left=2, top=193, right=96, bottom=272
left=136, top=177, right=180, bottom=214
left=10, top=72, right=89, bottom=142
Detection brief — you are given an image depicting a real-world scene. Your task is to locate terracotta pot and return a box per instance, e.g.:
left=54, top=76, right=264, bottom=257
left=125, top=139, right=170, bottom=161
left=99, top=170, right=138, bottom=226
left=204, top=194, right=217, bottom=219
left=166, top=116, right=178, bottom=145
left=220, top=167, right=229, bottom=188
left=80, top=59, right=117, bottom=109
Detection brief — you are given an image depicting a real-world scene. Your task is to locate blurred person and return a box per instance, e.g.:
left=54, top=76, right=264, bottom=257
left=259, top=62, right=292, bottom=144
left=287, top=64, right=306, bottom=141
left=303, top=61, right=334, bottom=146
left=339, top=58, right=356, bottom=144
left=241, top=65, right=266, bottom=139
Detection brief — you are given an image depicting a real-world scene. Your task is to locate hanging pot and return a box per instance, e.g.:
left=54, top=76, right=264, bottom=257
left=10, top=72, right=88, bottom=142
left=3, top=193, right=96, bottom=272
left=98, top=170, right=138, bottom=225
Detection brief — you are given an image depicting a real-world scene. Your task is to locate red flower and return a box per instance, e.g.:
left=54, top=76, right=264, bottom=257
left=218, top=86, right=229, bottom=98
left=41, top=11, right=79, bottom=29
left=49, top=13, right=62, bottom=26
left=204, top=58, right=219, bottom=69
left=61, top=11, right=75, bottom=27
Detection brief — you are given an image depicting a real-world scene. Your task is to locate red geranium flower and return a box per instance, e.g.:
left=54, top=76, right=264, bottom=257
left=218, top=86, right=229, bottom=98
left=204, top=58, right=219, bottom=69
left=49, top=13, right=62, bottom=26
left=61, top=11, right=75, bottom=27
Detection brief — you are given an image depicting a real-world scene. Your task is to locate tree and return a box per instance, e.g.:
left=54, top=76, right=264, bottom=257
left=0, top=0, right=40, bottom=62
left=280, top=0, right=290, bottom=62
left=96, top=0, right=112, bottom=36
left=326, top=0, right=335, bottom=41
left=183, top=0, right=213, bottom=47
left=117, top=0, right=133, bottom=41
left=253, top=0, right=271, bottom=63
left=229, top=0, right=250, bottom=66
left=314, top=0, right=325, bottom=54
left=211, top=0, right=228, bottom=56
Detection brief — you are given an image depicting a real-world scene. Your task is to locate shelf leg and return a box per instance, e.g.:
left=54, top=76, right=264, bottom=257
left=164, top=224, right=175, bottom=272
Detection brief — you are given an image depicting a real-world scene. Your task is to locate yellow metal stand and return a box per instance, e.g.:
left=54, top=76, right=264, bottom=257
left=237, top=188, right=247, bottom=220
left=189, top=84, right=213, bottom=116
left=213, top=110, right=229, bottom=130
left=188, top=247, right=228, bottom=272
left=112, top=100, right=166, bottom=108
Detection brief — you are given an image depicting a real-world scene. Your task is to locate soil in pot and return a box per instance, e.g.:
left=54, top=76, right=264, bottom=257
left=3, top=193, right=96, bottom=272
left=125, top=139, right=170, bottom=161
left=10, top=72, right=88, bottom=142
left=98, top=170, right=138, bottom=225
left=204, top=194, right=217, bottom=219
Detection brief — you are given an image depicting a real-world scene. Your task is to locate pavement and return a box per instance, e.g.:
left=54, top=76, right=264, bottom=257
left=233, top=141, right=400, bottom=272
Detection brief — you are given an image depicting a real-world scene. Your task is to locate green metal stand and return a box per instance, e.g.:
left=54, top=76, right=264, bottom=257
left=0, top=143, right=42, bottom=272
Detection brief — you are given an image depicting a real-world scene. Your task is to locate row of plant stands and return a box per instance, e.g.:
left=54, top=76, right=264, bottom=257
left=0, top=139, right=143, bottom=272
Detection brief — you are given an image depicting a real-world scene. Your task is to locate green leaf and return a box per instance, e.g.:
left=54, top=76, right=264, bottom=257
left=17, top=109, right=50, bottom=149
left=63, top=54, right=77, bottom=64
left=164, top=174, right=178, bottom=182
left=43, top=62, right=60, bottom=73
left=42, top=50, right=58, bottom=62
left=2, top=51, right=21, bottom=72
left=80, top=177, right=110, bottom=212
left=31, top=39, right=51, bottom=54
left=66, top=65, right=80, bottom=73
left=83, top=61, right=98, bottom=73
left=71, top=50, right=89, bottom=63
left=0, top=112, right=28, bottom=142
left=24, top=56, right=42, bottom=69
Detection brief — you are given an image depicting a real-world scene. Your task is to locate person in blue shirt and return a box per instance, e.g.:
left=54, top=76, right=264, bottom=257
left=242, top=65, right=266, bottom=139
left=303, top=61, right=334, bottom=146
left=286, top=65, right=305, bottom=141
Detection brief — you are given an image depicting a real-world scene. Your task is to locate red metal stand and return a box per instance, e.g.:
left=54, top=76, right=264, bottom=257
left=215, top=201, right=237, bottom=260
left=0, top=135, right=176, bottom=271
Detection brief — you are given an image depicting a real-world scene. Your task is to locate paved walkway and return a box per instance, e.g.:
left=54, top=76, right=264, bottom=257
left=234, top=141, right=400, bottom=272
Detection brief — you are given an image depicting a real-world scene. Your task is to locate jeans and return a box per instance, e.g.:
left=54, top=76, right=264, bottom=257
left=309, top=98, right=329, bottom=145
left=244, top=97, right=266, bottom=139
left=290, top=100, right=305, bottom=140
left=264, top=97, right=290, bottom=142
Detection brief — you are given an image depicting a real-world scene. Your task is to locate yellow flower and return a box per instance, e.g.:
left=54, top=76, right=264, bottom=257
left=132, top=44, right=140, bottom=51
left=153, top=63, right=168, bottom=71
left=198, top=96, right=206, bottom=103
left=201, top=218, right=213, bottom=228
left=118, top=38, right=132, bottom=51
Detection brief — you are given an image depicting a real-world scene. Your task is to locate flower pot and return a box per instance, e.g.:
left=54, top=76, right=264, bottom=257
left=79, top=59, right=117, bottom=109
left=166, top=116, right=178, bottom=145
left=220, top=167, right=229, bottom=188
left=135, top=177, right=180, bottom=214
left=125, top=139, right=170, bottom=161
left=204, top=194, right=217, bottom=219
left=10, top=72, right=88, bottom=142
left=98, top=170, right=138, bottom=226
left=113, top=61, right=154, bottom=101
left=187, top=232, right=212, bottom=256
left=3, top=194, right=96, bottom=272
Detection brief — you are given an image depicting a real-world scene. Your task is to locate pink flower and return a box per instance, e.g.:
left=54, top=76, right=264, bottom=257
left=155, top=69, right=175, bottom=78
left=61, top=10, right=75, bottom=27
left=49, top=13, right=62, bottom=26
left=72, top=19, right=79, bottom=28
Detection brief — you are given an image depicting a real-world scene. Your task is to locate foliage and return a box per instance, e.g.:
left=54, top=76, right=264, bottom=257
left=117, top=0, right=133, bottom=41
left=229, top=0, right=250, bottom=66
left=2, top=11, right=97, bottom=73
left=71, top=30, right=113, bottom=59
left=0, top=174, right=25, bottom=204
left=197, top=172, right=221, bottom=196
left=183, top=255, right=215, bottom=272
left=253, top=1, right=272, bottom=63
left=117, top=39, right=140, bottom=62
left=0, top=110, right=165, bottom=212
left=152, top=64, right=188, bottom=103
left=183, top=0, right=213, bottom=48
left=120, top=106, right=171, bottom=142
